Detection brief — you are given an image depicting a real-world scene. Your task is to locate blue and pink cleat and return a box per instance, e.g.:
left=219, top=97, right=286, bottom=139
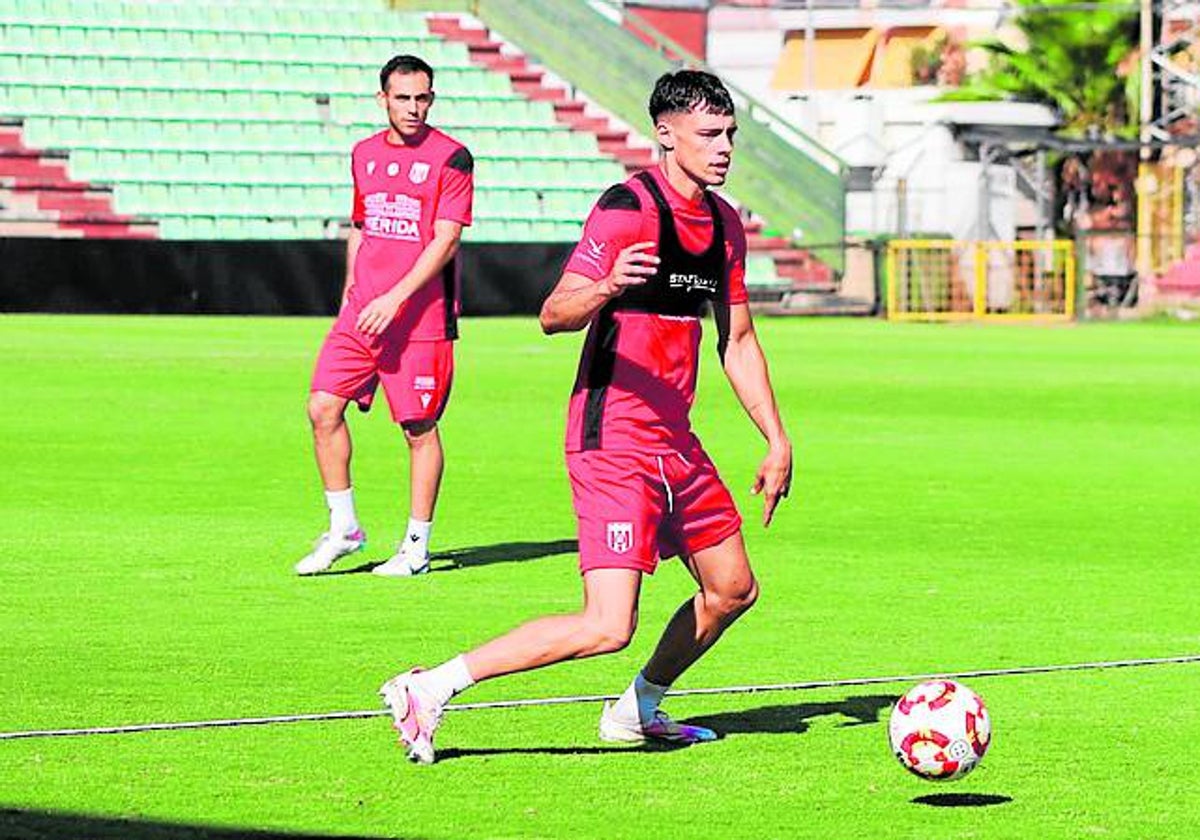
left=598, top=701, right=718, bottom=745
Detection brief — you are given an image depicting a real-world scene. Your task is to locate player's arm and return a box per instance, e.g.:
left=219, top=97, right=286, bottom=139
left=356, top=219, right=463, bottom=336
left=716, top=301, right=793, bottom=527
left=539, top=242, right=658, bottom=334
left=341, top=225, right=362, bottom=308
left=540, top=183, right=655, bottom=334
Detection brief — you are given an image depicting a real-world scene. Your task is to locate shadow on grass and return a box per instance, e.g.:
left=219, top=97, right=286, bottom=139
left=913, top=793, right=1012, bottom=807
left=432, top=539, right=578, bottom=571
left=326, top=539, right=578, bottom=576
left=0, top=808, right=412, bottom=840
left=681, top=694, right=898, bottom=737
left=437, top=741, right=685, bottom=761
left=438, top=695, right=896, bottom=760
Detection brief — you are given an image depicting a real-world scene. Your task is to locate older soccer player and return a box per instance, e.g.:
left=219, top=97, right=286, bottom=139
left=295, top=55, right=474, bottom=578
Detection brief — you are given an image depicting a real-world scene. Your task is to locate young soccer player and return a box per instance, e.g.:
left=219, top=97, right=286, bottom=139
left=379, top=69, right=792, bottom=763
left=295, top=55, right=473, bottom=578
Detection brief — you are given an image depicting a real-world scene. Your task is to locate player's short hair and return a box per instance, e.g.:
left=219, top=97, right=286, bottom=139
left=380, top=54, right=434, bottom=91
left=648, top=69, right=734, bottom=121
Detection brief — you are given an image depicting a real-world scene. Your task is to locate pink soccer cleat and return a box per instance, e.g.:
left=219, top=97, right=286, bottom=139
left=294, top=529, right=366, bottom=576
left=379, top=669, right=444, bottom=764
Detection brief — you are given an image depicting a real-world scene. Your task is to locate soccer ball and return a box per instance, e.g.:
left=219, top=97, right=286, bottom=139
left=887, top=679, right=991, bottom=781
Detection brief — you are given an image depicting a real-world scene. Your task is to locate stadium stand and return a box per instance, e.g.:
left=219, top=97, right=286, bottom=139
left=0, top=1, right=626, bottom=242
left=0, top=0, right=849, bottom=299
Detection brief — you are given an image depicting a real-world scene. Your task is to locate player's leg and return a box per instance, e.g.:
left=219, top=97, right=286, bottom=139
left=373, top=340, right=452, bottom=577
left=309, top=390, right=352, bottom=493
left=465, top=567, right=641, bottom=678
left=601, top=531, right=757, bottom=745
left=603, top=448, right=753, bottom=743
left=295, top=390, right=368, bottom=575
left=380, top=568, right=642, bottom=764
left=371, top=419, right=442, bottom=576
left=642, top=530, right=758, bottom=685
left=297, top=318, right=379, bottom=574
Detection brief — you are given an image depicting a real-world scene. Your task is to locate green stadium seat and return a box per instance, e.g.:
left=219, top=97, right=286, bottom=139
left=0, top=4, right=633, bottom=241
left=745, top=255, right=785, bottom=290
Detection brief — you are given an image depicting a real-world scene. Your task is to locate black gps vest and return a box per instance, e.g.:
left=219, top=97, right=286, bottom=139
left=607, top=171, right=728, bottom=316
left=578, top=173, right=729, bottom=450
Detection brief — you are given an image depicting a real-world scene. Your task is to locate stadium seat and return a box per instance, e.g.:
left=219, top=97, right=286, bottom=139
left=0, top=3, right=631, bottom=240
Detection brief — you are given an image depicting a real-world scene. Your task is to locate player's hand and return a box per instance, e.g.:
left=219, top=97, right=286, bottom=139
left=356, top=293, right=402, bottom=336
left=600, top=241, right=659, bottom=298
left=751, top=442, right=793, bottom=527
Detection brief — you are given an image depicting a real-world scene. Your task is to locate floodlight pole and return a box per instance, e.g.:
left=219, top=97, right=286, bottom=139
left=1137, top=0, right=1154, bottom=279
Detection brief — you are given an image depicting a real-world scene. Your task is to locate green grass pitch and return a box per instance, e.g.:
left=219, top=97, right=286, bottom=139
left=1, top=314, right=1199, bottom=839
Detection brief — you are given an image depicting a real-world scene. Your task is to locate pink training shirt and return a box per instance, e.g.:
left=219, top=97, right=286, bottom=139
left=349, top=127, right=474, bottom=341
left=561, top=167, right=749, bottom=454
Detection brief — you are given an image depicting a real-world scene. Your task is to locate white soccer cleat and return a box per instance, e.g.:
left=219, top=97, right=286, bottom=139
left=598, top=701, right=718, bottom=745
left=380, top=668, right=444, bottom=765
left=293, top=529, right=366, bottom=576
left=371, top=542, right=430, bottom=577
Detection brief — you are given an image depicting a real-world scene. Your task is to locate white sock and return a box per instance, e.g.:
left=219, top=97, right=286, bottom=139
left=402, top=516, right=433, bottom=565
left=420, top=655, right=475, bottom=706
left=325, top=488, right=359, bottom=536
left=612, top=671, right=669, bottom=724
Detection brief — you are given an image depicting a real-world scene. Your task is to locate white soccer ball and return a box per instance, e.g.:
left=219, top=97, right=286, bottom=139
left=887, top=679, right=991, bottom=781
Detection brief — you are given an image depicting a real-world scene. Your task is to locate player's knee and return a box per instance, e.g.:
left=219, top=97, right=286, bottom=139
left=583, top=617, right=636, bottom=655
left=401, top=419, right=438, bottom=445
left=307, top=394, right=344, bottom=433
left=708, top=576, right=759, bottom=620
left=591, top=627, right=633, bottom=655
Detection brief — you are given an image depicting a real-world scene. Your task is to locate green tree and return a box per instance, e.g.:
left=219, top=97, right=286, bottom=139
left=946, top=0, right=1140, bottom=137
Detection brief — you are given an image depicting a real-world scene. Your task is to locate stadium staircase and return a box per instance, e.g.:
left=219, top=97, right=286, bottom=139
left=424, top=12, right=792, bottom=298
left=403, top=0, right=850, bottom=308
left=1, top=114, right=154, bottom=237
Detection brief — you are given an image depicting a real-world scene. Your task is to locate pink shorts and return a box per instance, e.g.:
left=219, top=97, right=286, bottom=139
left=567, top=446, right=742, bottom=575
left=310, top=310, right=453, bottom=424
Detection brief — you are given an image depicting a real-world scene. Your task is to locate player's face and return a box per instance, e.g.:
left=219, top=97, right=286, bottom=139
left=378, top=71, right=435, bottom=140
left=658, top=107, right=737, bottom=187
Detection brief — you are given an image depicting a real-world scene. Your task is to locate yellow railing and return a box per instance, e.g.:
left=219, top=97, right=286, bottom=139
left=886, top=239, right=1076, bottom=321
left=1136, top=162, right=1185, bottom=276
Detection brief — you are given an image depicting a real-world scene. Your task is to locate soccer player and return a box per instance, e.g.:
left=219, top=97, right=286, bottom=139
left=294, top=55, right=473, bottom=578
left=379, top=69, right=792, bottom=763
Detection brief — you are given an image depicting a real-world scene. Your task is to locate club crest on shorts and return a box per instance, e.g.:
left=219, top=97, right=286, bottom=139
left=408, top=162, right=430, bottom=184
left=606, top=521, right=634, bottom=554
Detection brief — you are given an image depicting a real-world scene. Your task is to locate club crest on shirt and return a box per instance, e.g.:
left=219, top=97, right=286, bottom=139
left=409, top=162, right=430, bottom=184
left=386, top=162, right=400, bottom=177
left=606, top=521, right=634, bottom=554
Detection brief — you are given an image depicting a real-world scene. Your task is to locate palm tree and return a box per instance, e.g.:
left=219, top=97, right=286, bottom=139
left=944, top=0, right=1141, bottom=236
left=946, top=0, right=1140, bottom=138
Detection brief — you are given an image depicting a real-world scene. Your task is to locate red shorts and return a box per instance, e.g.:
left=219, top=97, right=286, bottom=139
left=567, top=446, right=742, bottom=575
left=310, top=310, right=453, bottom=424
